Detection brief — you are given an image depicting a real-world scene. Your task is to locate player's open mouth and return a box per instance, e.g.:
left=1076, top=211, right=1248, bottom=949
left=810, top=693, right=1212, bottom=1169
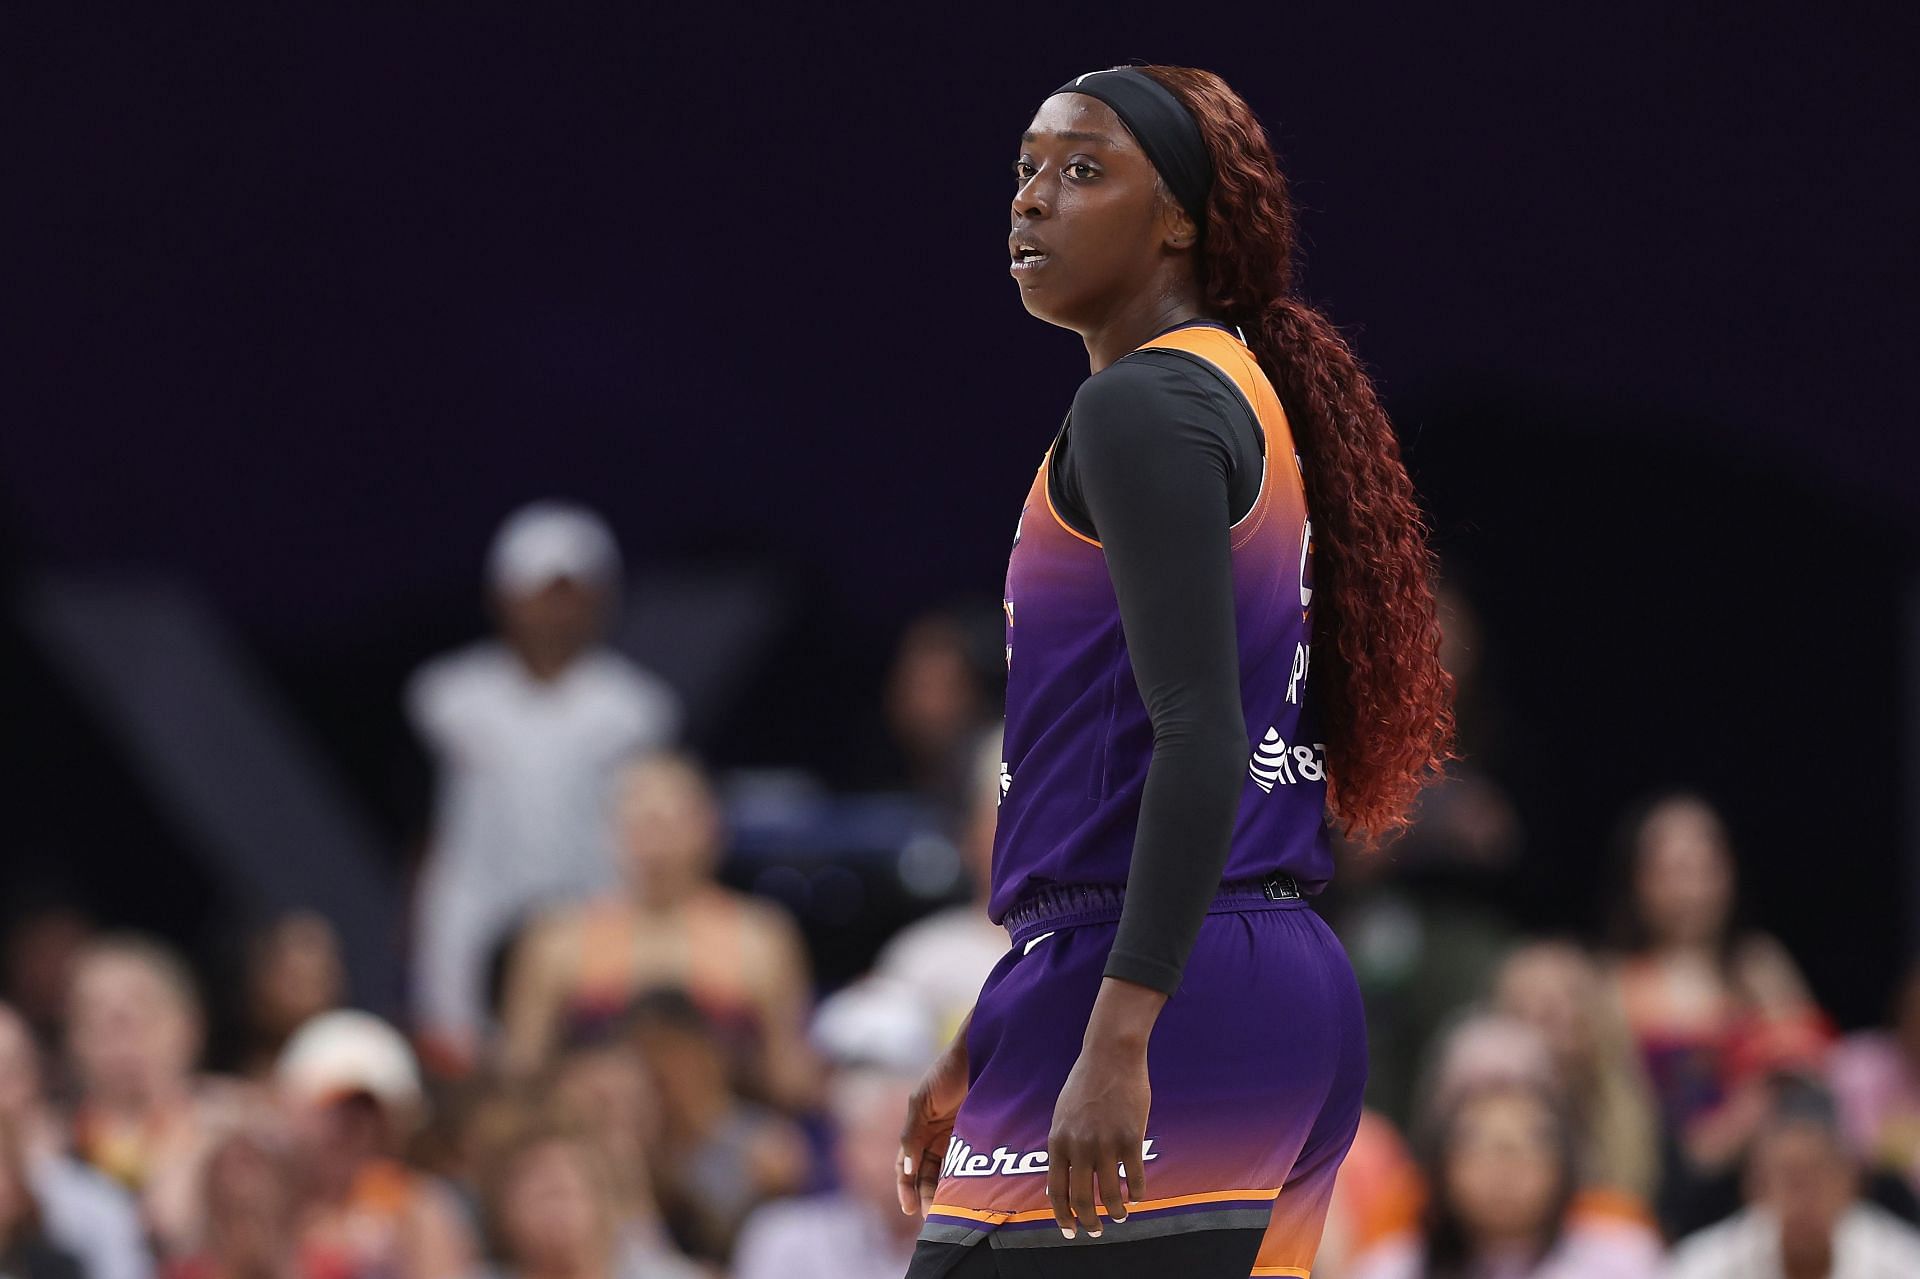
left=1010, top=244, right=1051, bottom=273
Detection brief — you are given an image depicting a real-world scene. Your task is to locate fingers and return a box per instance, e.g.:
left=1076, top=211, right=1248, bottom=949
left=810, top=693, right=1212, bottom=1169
left=917, top=1150, right=940, bottom=1217
left=1047, top=1138, right=1117, bottom=1238
left=1124, top=1136, right=1148, bottom=1207
left=1069, top=1154, right=1102, bottom=1237
left=898, top=1095, right=925, bottom=1218
left=1096, top=1146, right=1129, bottom=1225
left=896, top=1146, right=918, bottom=1216
left=1046, top=1143, right=1075, bottom=1238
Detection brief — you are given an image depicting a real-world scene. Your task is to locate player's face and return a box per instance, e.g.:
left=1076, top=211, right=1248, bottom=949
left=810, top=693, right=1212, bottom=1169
left=1009, top=95, right=1177, bottom=330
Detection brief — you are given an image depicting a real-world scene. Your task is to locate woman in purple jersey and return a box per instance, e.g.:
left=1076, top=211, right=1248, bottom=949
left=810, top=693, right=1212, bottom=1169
left=897, top=66, right=1455, bottom=1279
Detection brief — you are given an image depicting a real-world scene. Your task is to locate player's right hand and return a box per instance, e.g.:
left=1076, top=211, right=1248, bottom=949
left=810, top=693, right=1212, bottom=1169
left=897, top=1018, right=971, bottom=1218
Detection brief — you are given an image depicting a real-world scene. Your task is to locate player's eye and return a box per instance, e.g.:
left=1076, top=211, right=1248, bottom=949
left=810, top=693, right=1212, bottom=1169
left=1065, top=162, right=1099, bottom=181
left=1012, top=160, right=1037, bottom=183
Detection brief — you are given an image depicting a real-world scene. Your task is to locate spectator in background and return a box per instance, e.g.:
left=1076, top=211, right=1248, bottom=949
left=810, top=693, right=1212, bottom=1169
left=0, top=1119, right=83, bottom=1279
left=2, top=901, right=93, bottom=1052
left=277, top=1011, right=474, bottom=1279
left=499, top=752, right=818, bottom=1109
left=0, top=1004, right=150, bottom=1279
left=1348, top=1079, right=1663, bottom=1279
left=875, top=609, right=999, bottom=824
left=1494, top=941, right=1662, bottom=1204
left=869, top=728, right=1009, bottom=1047
left=1604, top=793, right=1830, bottom=1198
left=1332, top=1013, right=1661, bottom=1273
left=1829, top=958, right=1920, bottom=1204
left=410, top=501, right=683, bottom=1070
left=729, top=1066, right=920, bottom=1279
left=623, top=990, right=808, bottom=1265
left=1668, top=1081, right=1920, bottom=1279
left=162, top=1130, right=301, bottom=1279
left=544, top=1045, right=692, bottom=1271
left=238, top=914, right=346, bottom=1081
left=67, top=935, right=251, bottom=1258
left=478, top=1123, right=703, bottom=1279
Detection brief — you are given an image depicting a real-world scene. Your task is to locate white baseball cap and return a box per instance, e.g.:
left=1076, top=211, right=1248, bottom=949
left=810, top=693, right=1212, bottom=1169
left=486, top=500, right=622, bottom=598
left=277, top=1010, right=423, bottom=1116
left=809, top=976, right=942, bottom=1074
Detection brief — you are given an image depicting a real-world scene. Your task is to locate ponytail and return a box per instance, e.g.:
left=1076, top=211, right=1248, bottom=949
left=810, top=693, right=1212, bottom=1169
left=1142, top=66, right=1457, bottom=846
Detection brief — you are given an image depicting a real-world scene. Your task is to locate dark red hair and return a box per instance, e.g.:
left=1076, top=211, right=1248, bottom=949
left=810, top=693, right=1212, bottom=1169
left=1140, top=65, right=1456, bottom=847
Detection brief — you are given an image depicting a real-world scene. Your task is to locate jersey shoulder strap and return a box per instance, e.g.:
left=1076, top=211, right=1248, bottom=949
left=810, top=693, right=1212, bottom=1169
left=1134, top=325, right=1289, bottom=438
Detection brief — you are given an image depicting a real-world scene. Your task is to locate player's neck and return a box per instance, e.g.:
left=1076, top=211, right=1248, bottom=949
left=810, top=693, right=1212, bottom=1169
left=1080, top=282, right=1207, bottom=373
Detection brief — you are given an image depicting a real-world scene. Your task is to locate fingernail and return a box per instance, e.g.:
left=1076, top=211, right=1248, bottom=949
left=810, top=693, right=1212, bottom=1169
left=1113, top=1214, right=1127, bottom=1223
left=1060, top=1227, right=1074, bottom=1239
left=1088, top=1228, right=1102, bottom=1238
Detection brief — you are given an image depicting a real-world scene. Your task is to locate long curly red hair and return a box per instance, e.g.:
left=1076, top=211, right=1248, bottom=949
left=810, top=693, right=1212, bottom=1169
left=1140, top=65, right=1457, bottom=847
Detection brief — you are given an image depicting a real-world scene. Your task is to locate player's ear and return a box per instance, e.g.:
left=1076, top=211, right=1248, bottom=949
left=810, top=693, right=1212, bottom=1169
left=1161, top=197, right=1199, bottom=252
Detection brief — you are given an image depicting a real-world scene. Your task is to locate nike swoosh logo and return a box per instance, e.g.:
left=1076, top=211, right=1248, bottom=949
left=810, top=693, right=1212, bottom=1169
left=1022, top=931, right=1056, bottom=955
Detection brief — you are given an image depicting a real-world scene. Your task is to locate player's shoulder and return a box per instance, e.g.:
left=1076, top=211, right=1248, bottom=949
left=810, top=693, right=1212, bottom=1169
left=1068, top=344, right=1247, bottom=464
left=1077, top=326, right=1250, bottom=414
left=1073, top=343, right=1212, bottom=405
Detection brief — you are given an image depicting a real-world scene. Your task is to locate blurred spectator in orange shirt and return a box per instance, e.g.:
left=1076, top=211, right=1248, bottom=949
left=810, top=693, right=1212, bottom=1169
left=499, top=753, right=818, bottom=1110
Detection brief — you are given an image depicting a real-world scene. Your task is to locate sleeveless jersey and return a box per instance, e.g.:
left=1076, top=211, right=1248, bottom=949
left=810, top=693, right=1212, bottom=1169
left=988, top=323, right=1332, bottom=923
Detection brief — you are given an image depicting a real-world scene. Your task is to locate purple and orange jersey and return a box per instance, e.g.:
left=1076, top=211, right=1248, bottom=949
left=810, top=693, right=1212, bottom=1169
left=989, top=322, right=1332, bottom=925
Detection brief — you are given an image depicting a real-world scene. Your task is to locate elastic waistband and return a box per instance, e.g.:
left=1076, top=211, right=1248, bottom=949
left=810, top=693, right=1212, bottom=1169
left=1000, top=873, right=1313, bottom=951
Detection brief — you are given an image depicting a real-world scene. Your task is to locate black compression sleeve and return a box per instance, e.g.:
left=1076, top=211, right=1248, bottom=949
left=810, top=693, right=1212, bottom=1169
left=1060, top=354, right=1254, bottom=995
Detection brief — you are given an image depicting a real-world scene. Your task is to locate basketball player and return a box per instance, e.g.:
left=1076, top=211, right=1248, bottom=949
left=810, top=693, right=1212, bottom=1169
left=897, top=66, right=1456, bottom=1278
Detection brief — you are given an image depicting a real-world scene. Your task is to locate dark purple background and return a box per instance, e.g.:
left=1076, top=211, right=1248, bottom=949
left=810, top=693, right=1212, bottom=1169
left=3, top=6, right=1916, bottom=1020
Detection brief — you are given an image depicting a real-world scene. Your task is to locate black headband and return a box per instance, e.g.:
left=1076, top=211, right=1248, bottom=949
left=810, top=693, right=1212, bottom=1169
left=1051, top=67, right=1214, bottom=222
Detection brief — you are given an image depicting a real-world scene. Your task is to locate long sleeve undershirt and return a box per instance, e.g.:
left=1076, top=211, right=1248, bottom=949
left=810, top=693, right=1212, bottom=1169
left=1048, top=335, right=1265, bottom=995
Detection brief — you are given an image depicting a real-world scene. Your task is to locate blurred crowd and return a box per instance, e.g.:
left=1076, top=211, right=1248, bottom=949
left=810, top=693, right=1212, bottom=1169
left=4, top=502, right=1917, bottom=1279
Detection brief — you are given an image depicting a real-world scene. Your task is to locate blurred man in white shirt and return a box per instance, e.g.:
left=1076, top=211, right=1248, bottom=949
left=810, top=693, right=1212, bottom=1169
left=1669, top=1083, right=1920, bottom=1279
left=409, top=501, right=681, bottom=1067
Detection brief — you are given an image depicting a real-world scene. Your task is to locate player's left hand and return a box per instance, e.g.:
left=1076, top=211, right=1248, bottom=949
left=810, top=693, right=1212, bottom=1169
left=1045, top=1035, right=1151, bottom=1239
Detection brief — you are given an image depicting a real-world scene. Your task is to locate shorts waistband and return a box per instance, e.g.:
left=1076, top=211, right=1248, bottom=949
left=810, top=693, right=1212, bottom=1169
left=1000, top=873, right=1313, bottom=950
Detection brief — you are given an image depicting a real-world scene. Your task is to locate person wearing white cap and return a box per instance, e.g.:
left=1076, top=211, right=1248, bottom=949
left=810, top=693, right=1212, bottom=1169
left=407, top=501, right=683, bottom=1070
left=276, top=1011, right=476, bottom=1279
